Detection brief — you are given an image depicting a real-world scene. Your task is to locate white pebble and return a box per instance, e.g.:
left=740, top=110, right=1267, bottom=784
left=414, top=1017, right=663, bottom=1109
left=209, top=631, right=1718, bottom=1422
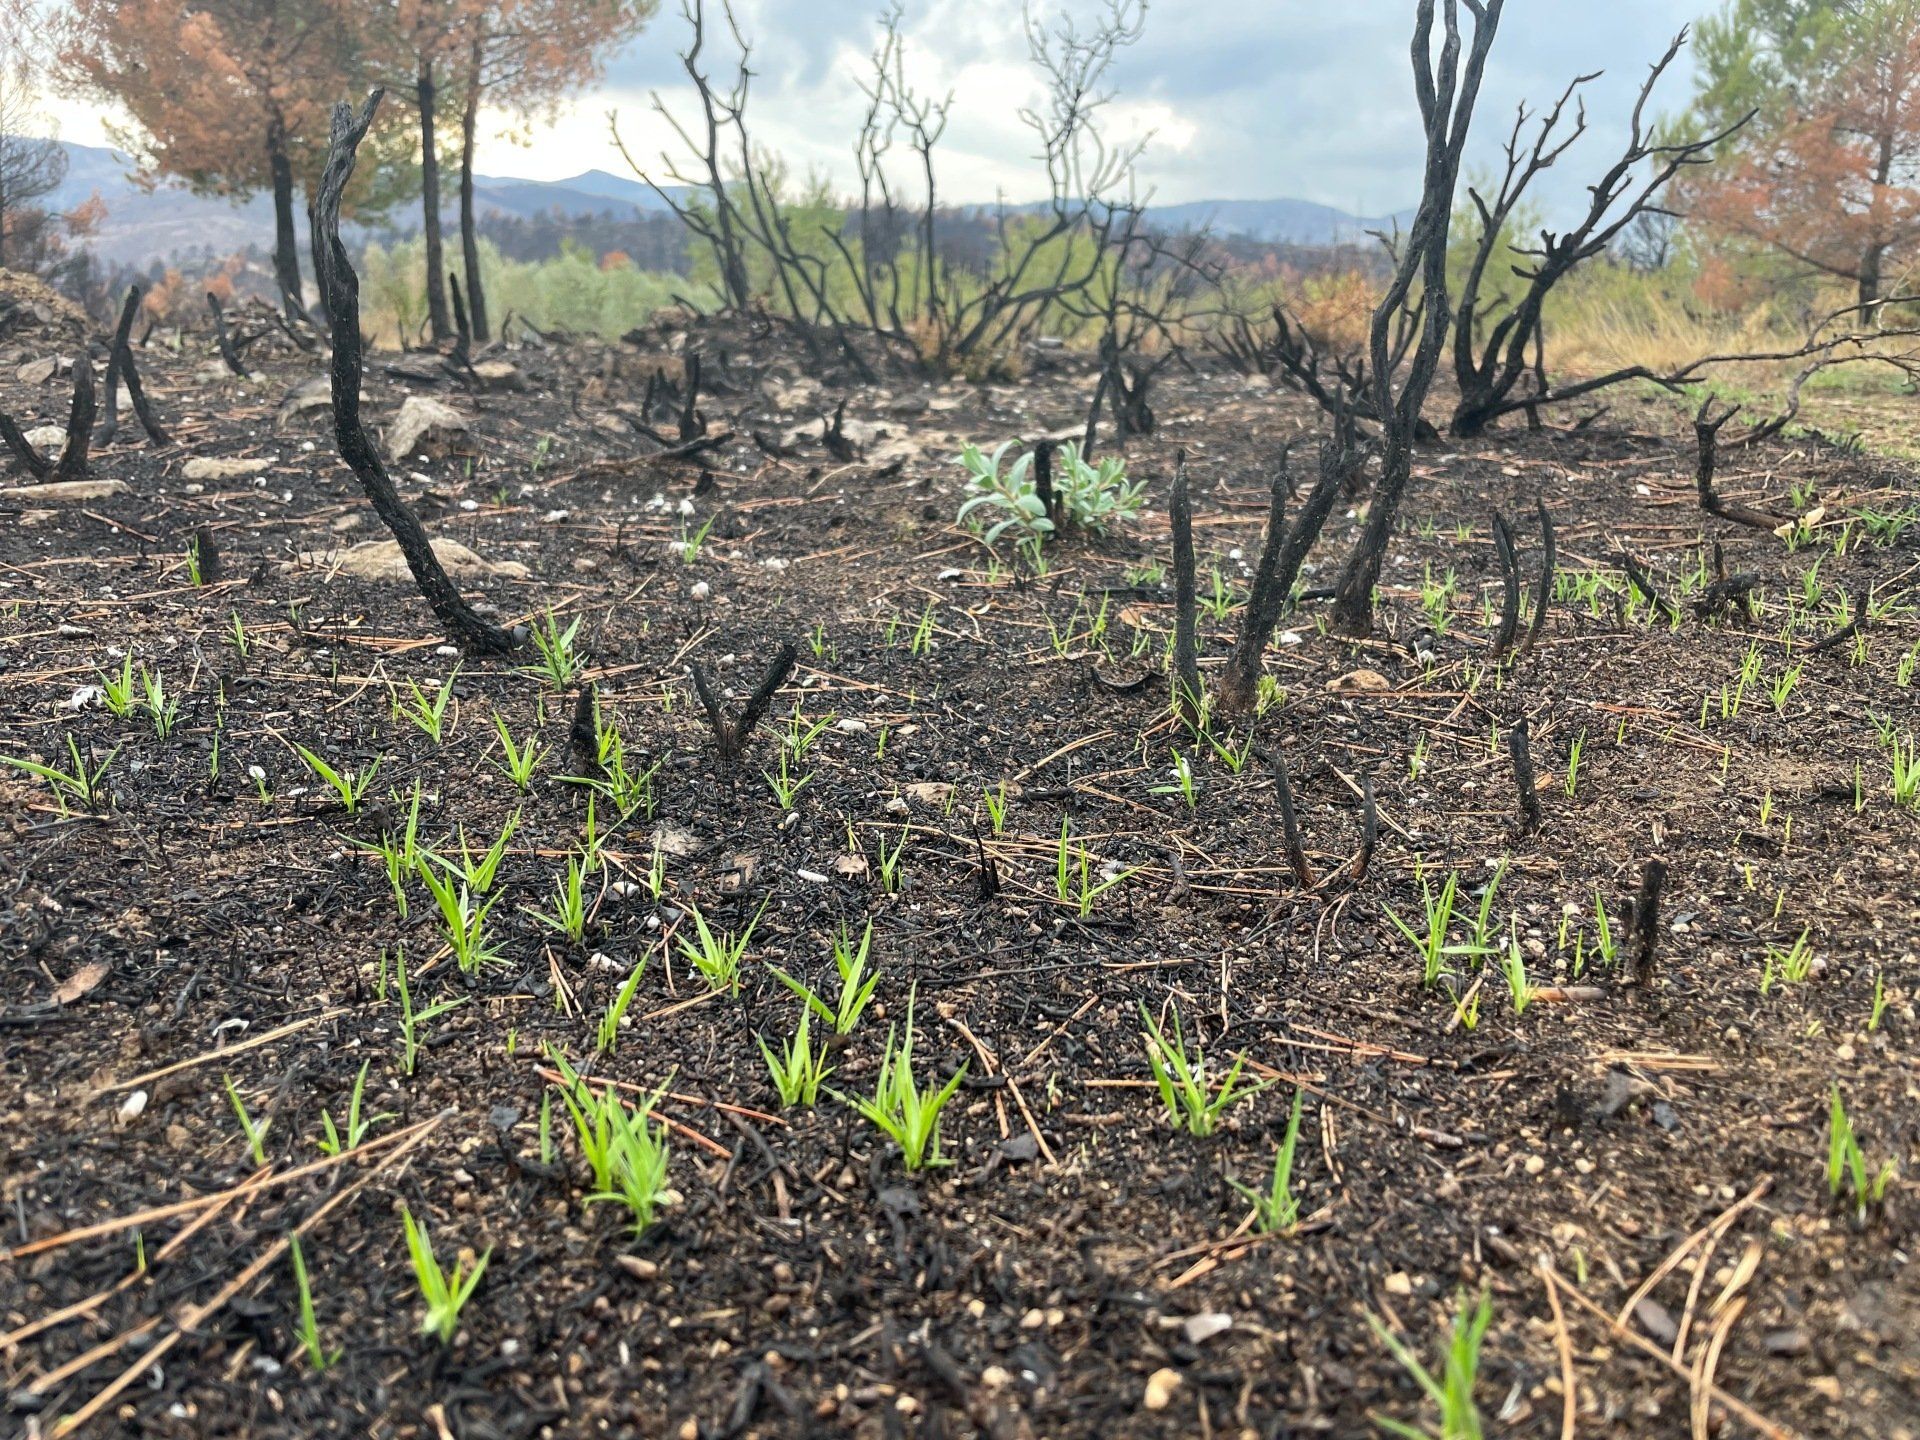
left=690, top=581, right=711, bottom=601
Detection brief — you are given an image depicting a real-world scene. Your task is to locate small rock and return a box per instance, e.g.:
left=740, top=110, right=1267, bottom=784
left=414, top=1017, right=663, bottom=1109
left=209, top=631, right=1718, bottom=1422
left=295, top=536, right=529, bottom=581
left=471, top=359, right=524, bottom=390
left=1633, top=1298, right=1679, bottom=1345
left=16, top=357, right=58, bottom=385
left=117, top=1091, right=148, bottom=1126
left=23, top=424, right=64, bottom=451
left=1762, top=1328, right=1810, bottom=1356
left=386, top=395, right=471, bottom=461
left=0, top=479, right=131, bottom=503
left=1327, top=668, right=1391, bottom=693
left=690, top=581, right=711, bottom=601
left=1383, top=1272, right=1413, bottom=1296
left=1181, top=1313, right=1232, bottom=1345
left=1143, top=1367, right=1183, bottom=1411
left=616, top=1255, right=659, bottom=1281
left=183, top=456, right=270, bottom=481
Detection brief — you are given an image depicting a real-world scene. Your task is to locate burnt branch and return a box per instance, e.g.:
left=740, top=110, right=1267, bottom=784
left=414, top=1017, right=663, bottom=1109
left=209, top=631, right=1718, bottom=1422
left=1803, top=586, right=1873, bottom=657
left=1625, top=857, right=1667, bottom=986
left=1488, top=510, right=1521, bottom=656
left=1694, top=400, right=1786, bottom=530
left=206, top=292, right=250, bottom=378
left=1213, top=429, right=1348, bottom=717
left=1617, top=549, right=1679, bottom=626
left=316, top=92, right=514, bottom=655
left=1331, top=0, right=1507, bottom=638
left=1694, top=540, right=1759, bottom=623
left=99, top=286, right=170, bottom=447
left=1521, top=499, right=1556, bottom=657
left=190, top=527, right=222, bottom=584
left=1507, top=715, right=1541, bottom=836
left=1032, top=439, right=1056, bottom=530
left=1266, top=747, right=1315, bottom=891
left=690, top=641, right=799, bottom=772
left=1448, top=30, right=1752, bottom=436
left=568, top=683, right=603, bottom=777
left=0, top=412, right=52, bottom=479
left=1352, top=775, right=1378, bottom=885
left=1169, top=451, right=1202, bottom=732
left=52, top=351, right=96, bottom=483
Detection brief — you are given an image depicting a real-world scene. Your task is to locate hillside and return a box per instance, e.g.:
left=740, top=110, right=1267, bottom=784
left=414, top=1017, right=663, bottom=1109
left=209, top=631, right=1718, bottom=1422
left=44, top=140, right=1400, bottom=267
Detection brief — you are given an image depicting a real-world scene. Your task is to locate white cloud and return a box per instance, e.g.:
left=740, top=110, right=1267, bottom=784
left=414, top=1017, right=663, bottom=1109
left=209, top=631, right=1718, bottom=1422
left=58, top=0, right=1710, bottom=223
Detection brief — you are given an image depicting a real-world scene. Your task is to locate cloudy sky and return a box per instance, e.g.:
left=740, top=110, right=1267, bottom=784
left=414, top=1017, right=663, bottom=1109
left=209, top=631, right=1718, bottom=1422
left=47, top=0, right=1710, bottom=220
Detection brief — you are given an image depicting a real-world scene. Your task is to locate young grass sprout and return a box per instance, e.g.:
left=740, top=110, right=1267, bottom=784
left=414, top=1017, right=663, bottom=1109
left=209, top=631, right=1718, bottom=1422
left=527, top=853, right=595, bottom=949
left=287, top=1235, right=340, bottom=1371
left=770, top=919, right=880, bottom=1036
left=1139, top=1001, right=1268, bottom=1137
left=317, top=1059, right=392, bottom=1156
left=845, top=990, right=966, bottom=1171
left=393, top=948, right=467, bottom=1075
left=596, top=953, right=648, bottom=1055
left=1828, top=1085, right=1897, bottom=1221
left=400, top=1208, right=490, bottom=1345
left=525, top=610, right=584, bottom=691
left=223, top=1073, right=271, bottom=1166
left=491, top=713, right=548, bottom=789
left=551, top=1055, right=673, bottom=1237
left=292, top=745, right=379, bottom=815
left=674, top=899, right=764, bottom=994
left=1367, top=1289, right=1493, bottom=1440
left=760, top=1006, right=835, bottom=1106
left=2, top=735, right=121, bottom=813
left=1229, top=1089, right=1306, bottom=1232
left=394, top=665, right=458, bottom=742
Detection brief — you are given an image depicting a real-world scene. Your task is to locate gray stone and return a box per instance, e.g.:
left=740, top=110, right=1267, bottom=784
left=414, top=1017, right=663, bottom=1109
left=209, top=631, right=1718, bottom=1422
left=183, top=456, right=271, bottom=481
left=387, top=395, right=471, bottom=461
left=295, top=535, right=528, bottom=582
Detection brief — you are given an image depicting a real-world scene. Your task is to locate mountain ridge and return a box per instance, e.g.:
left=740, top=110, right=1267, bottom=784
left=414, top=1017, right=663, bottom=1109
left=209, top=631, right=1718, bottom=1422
left=42, top=140, right=1402, bottom=266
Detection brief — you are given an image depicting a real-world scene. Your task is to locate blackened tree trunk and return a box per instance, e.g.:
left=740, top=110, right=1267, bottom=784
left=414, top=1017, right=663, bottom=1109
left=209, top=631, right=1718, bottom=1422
left=1329, top=0, right=1504, bottom=638
left=266, top=112, right=304, bottom=322
left=417, top=57, right=452, bottom=343
left=317, top=91, right=512, bottom=654
left=459, top=35, right=490, bottom=343
left=306, top=191, right=332, bottom=336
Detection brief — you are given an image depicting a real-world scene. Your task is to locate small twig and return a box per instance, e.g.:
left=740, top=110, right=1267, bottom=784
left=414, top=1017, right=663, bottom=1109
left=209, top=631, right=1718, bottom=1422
left=1538, top=1258, right=1579, bottom=1440
left=1543, top=1263, right=1791, bottom=1440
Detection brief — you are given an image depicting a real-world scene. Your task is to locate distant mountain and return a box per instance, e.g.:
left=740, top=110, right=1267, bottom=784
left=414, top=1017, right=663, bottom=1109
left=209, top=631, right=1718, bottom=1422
left=1146, top=197, right=1403, bottom=246
left=41, top=139, right=1400, bottom=266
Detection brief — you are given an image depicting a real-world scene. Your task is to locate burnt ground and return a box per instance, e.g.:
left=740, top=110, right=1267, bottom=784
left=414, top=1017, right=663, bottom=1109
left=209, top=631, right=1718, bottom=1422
left=0, top=311, right=1916, bottom=1440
